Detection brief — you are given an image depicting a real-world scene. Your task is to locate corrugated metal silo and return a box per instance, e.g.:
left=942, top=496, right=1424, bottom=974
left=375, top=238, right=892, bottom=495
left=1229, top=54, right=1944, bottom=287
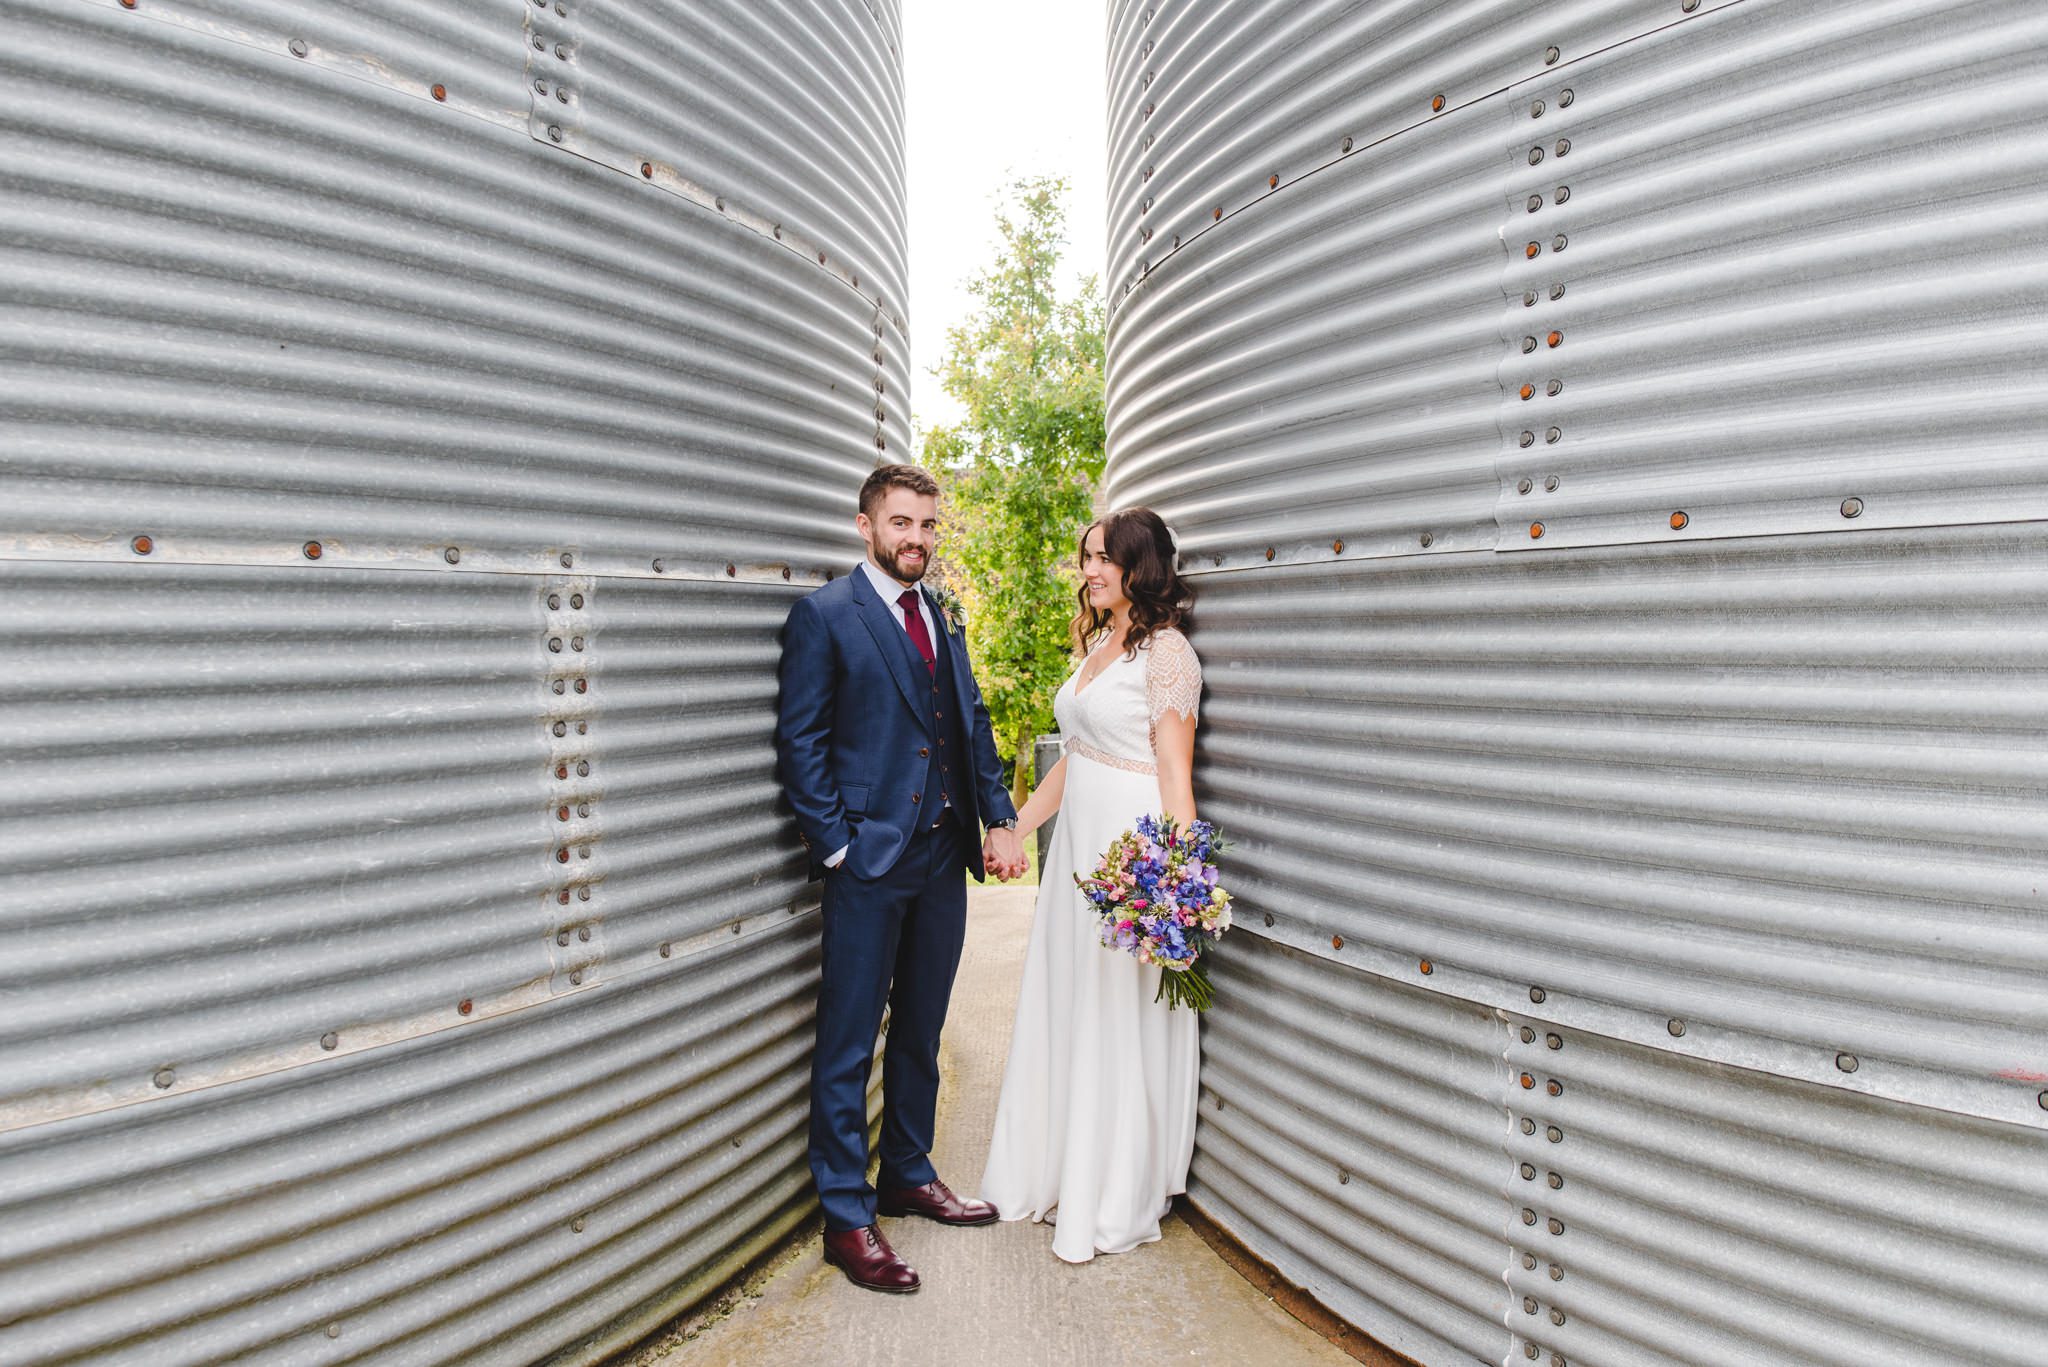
left=0, top=0, right=902, bottom=1360
left=1104, top=2, right=2048, bottom=1363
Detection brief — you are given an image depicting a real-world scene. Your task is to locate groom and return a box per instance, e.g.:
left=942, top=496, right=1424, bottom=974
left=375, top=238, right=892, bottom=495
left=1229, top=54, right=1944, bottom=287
left=774, top=463, right=1029, bottom=1293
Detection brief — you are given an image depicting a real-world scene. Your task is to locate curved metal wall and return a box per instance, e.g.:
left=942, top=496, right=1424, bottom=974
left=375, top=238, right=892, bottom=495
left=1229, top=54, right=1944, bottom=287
left=1105, top=2, right=2048, bottom=1363
left=0, top=0, right=901, bottom=1359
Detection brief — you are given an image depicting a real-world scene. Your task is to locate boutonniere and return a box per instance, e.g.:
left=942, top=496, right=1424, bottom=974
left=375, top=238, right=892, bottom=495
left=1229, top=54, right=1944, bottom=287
left=929, top=583, right=966, bottom=635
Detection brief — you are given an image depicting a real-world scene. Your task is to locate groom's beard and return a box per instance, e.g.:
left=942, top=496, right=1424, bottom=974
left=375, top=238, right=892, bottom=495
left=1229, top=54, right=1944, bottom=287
left=875, top=544, right=929, bottom=583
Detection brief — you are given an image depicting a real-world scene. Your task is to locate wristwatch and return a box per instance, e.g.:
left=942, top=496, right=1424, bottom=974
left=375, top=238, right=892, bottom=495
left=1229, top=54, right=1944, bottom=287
left=989, top=818, right=1018, bottom=831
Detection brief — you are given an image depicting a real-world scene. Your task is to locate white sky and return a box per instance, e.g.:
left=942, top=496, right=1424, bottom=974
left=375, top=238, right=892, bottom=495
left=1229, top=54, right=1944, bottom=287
left=903, top=1, right=1108, bottom=435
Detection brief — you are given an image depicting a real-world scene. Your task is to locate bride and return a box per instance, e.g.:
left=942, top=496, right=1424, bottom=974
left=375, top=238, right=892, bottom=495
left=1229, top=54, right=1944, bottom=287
left=979, top=506, right=1204, bottom=1263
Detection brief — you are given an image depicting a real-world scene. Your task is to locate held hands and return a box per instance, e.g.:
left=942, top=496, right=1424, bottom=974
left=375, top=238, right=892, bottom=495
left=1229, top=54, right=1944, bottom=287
left=982, top=826, right=1028, bottom=881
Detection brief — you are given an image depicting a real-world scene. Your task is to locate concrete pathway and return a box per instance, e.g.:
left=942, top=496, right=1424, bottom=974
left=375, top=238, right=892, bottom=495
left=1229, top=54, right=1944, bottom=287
left=631, top=887, right=1351, bottom=1367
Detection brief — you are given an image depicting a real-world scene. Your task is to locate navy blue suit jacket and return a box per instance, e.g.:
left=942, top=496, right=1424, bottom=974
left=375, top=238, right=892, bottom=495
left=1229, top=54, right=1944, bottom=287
left=775, top=564, right=1019, bottom=882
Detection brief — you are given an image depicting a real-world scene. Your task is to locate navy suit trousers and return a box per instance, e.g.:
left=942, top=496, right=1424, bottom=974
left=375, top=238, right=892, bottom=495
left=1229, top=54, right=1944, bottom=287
left=809, top=811, right=968, bottom=1232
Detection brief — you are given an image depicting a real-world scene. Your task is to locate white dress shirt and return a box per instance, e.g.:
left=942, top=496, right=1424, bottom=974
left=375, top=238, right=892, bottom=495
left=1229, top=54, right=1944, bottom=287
left=825, top=561, right=940, bottom=869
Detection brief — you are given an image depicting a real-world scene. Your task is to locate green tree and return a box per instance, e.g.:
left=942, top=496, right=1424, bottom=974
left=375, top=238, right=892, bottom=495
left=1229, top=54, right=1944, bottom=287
left=924, top=176, right=1106, bottom=806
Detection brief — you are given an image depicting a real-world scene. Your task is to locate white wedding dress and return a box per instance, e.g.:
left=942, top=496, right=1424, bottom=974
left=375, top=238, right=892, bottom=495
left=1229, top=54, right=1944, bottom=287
left=979, top=627, right=1204, bottom=1263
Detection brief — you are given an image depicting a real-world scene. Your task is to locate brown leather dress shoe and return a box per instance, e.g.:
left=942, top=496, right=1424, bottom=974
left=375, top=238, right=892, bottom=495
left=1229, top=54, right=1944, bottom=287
left=877, top=1178, right=999, bottom=1226
left=821, top=1224, right=921, bottom=1293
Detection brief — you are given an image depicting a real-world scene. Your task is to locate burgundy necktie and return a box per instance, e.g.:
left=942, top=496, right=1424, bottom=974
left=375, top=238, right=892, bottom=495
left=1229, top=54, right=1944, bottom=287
left=897, top=589, right=936, bottom=676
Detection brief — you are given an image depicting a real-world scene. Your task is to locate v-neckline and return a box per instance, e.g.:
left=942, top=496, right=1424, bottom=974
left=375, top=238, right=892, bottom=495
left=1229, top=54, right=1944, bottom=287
left=1071, top=636, right=1128, bottom=700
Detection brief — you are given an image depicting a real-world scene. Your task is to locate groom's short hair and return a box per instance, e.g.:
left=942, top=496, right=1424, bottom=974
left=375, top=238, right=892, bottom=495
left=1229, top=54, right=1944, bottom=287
left=859, top=463, right=941, bottom=519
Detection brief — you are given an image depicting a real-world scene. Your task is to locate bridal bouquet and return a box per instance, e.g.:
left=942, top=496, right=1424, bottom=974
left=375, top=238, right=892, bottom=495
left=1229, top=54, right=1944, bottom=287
left=1075, top=815, right=1232, bottom=1011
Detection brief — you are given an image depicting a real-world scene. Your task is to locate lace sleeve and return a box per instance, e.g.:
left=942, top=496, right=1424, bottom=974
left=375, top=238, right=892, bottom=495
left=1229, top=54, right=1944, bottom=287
left=1145, top=629, right=1202, bottom=728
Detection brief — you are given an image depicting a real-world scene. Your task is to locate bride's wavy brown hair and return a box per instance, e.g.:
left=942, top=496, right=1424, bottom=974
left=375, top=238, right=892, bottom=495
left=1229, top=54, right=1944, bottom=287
left=1069, top=507, right=1194, bottom=659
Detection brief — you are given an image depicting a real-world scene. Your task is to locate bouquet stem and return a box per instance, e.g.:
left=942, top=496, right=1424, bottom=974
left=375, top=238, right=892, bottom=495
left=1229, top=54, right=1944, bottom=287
left=1154, top=959, right=1214, bottom=1012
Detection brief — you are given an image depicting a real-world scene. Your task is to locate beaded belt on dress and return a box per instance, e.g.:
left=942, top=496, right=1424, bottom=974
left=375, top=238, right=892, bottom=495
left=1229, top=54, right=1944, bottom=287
left=1065, top=737, right=1155, bottom=775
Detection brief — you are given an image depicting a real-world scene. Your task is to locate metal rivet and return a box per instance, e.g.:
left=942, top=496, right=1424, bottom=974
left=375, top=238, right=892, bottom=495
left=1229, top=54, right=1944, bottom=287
left=1682, top=0, right=1699, bottom=10
left=1547, top=331, right=1562, bottom=348
left=1213, top=207, right=1222, bottom=221
left=560, top=553, right=573, bottom=568
left=577, top=886, right=590, bottom=901
left=1520, top=1073, right=1536, bottom=1090
left=1552, top=1354, right=1567, bottom=1367
left=548, top=638, right=563, bottom=654
left=444, top=546, right=460, bottom=564
left=1523, top=290, right=1538, bottom=307
left=1522, top=1208, right=1537, bottom=1226
left=288, top=37, right=307, bottom=57
left=320, top=1031, right=338, bottom=1051
left=556, top=764, right=568, bottom=779
left=153, top=1067, right=176, bottom=1089
left=1264, top=547, right=1275, bottom=561
left=660, top=942, right=672, bottom=957
left=577, top=842, right=589, bottom=855
left=1419, top=958, right=1433, bottom=975
left=1520, top=1117, right=1536, bottom=1135
left=571, top=1217, right=586, bottom=1233
left=570, top=636, right=584, bottom=651
left=1552, top=234, right=1568, bottom=252
left=547, top=125, right=563, bottom=142
left=1546, top=426, right=1562, bottom=444
left=1551, top=1310, right=1565, bottom=1327
left=1547, top=1079, right=1563, bottom=1096
left=715, top=197, right=726, bottom=212
left=1546, top=379, right=1563, bottom=397
left=1263, top=912, right=1275, bottom=927
left=131, top=534, right=153, bottom=555
left=1559, top=89, right=1575, bottom=108
left=431, top=83, right=447, bottom=102
left=1527, top=194, right=1542, bottom=214
left=1332, top=539, right=1345, bottom=554
left=1550, top=1265, right=1563, bottom=1282
left=1530, top=522, right=1545, bottom=539
left=1341, top=136, right=1353, bottom=153
left=1550, top=283, right=1566, bottom=301
left=2038, top=1090, right=2048, bottom=1111
left=556, top=806, right=570, bottom=822
left=1544, top=45, right=1560, bottom=64
left=327, top=1324, right=341, bottom=1339
left=1668, top=1017, right=1687, bottom=1034
left=1530, top=100, right=1545, bottom=118
left=1430, top=93, right=1445, bottom=112
left=651, top=558, right=665, bottom=573
left=458, top=998, right=473, bottom=1015
left=1419, top=531, right=1435, bottom=547
left=1524, top=1346, right=1540, bottom=1362
left=302, top=541, right=322, bottom=560
left=1523, top=1252, right=1538, bottom=1271
left=1522, top=336, right=1538, bottom=354
left=569, top=970, right=582, bottom=985
left=552, top=721, right=566, bottom=737
left=1519, top=476, right=1534, bottom=493
left=1837, top=1052, right=1859, bottom=1073
left=1545, top=474, right=1560, bottom=492
left=1555, top=186, right=1570, bottom=204
left=557, top=88, right=569, bottom=103
left=577, top=761, right=590, bottom=777
left=1547, top=1125, right=1562, bottom=1142
left=1524, top=1296, right=1538, bottom=1314
left=557, top=930, right=570, bottom=945
left=1555, top=138, right=1571, bottom=156
left=1841, top=497, right=1864, bottom=518
left=1331, top=935, right=1344, bottom=950
left=1338, top=1171, right=1350, bottom=1185
left=1528, top=146, right=1544, bottom=165
left=726, top=563, right=737, bottom=577
left=1267, top=174, right=1278, bottom=190
left=1548, top=1217, right=1564, bottom=1235
left=1520, top=1025, right=1537, bottom=1043
left=1545, top=1032, right=1562, bottom=1049
left=574, top=678, right=587, bottom=694
left=1521, top=383, right=1536, bottom=400
left=1519, top=432, right=1535, bottom=450
left=1547, top=1172, right=1563, bottom=1190
left=1530, top=986, right=1547, bottom=1003
left=1521, top=1162, right=1536, bottom=1180
left=1525, top=242, right=1541, bottom=260
left=555, top=44, right=568, bottom=59
left=640, top=161, right=652, bottom=178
